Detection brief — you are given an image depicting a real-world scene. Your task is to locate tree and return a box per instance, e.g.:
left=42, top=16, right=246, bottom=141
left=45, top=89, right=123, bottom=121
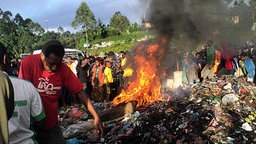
left=72, top=2, right=97, bottom=48
left=16, top=27, right=35, bottom=54
left=27, top=20, right=44, bottom=36
left=109, top=11, right=130, bottom=32
left=95, top=19, right=108, bottom=38
left=13, top=13, right=25, bottom=27
left=127, top=23, right=141, bottom=33
left=58, top=27, right=64, bottom=34
left=72, top=2, right=96, bottom=30
left=0, top=10, right=19, bottom=58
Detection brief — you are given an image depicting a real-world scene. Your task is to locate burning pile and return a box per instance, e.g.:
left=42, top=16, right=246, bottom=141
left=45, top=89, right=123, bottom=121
left=59, top=75, right=256, bottom=143
left=113, top=39, right=166, bottom=107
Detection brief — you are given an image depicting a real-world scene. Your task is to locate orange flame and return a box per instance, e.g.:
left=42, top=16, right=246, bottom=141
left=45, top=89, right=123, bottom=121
left=113, top=41, right=165, bottom=107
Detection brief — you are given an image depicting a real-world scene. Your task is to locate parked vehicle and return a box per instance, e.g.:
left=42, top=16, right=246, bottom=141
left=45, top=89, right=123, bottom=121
left=20, top=53, right=30, bottom=59
left=33, top=48, right=85, bottom=60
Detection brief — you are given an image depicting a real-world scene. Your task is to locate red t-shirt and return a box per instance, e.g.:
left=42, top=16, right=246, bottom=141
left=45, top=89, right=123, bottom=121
left=18, top=54, right=83, bottom=129
left=225, top=59, right=233, bottom=70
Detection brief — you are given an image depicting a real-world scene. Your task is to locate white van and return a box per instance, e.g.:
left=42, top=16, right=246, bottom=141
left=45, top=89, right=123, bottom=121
left=33, top=50, right=41, bottom=55
left=20, top=53, right=31, bottom=59
left=64, top=48, right=85, bottom=60
left=33, top=48, right=85, bottom=60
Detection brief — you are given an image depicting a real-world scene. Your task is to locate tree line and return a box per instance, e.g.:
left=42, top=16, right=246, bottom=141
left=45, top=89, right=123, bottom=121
left=0, top=2, right=142, bottom=59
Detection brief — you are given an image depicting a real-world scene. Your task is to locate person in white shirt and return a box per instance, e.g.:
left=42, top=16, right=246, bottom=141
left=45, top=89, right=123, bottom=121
left=0, top=42, right=45, bottom=144
left=65, top=56, right=78, bottom=76
left=8, top=76, right=46, bottom=144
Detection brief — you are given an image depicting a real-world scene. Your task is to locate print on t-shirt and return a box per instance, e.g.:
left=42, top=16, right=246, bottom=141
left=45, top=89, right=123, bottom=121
left=37, top=77, right=61, bottom=95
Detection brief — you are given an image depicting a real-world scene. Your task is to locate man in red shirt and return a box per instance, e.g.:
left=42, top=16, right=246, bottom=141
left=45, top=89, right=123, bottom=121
left=19, top=40, right=103, bottom=143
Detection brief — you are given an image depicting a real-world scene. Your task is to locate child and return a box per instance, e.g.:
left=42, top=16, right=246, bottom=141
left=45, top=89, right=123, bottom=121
left=103, top=61, right=114, bottom=101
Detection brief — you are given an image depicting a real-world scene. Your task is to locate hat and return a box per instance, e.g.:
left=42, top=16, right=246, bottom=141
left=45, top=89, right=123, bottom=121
left=98, top=51, right=106, bottom=58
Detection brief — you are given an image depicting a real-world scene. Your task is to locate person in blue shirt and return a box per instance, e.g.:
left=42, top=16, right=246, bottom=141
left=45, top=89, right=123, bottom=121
left=240, top=52, right=255, bottom=86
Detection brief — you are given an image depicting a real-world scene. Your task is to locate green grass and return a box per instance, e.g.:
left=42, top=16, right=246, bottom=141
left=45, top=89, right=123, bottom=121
left=91, top=32, right=148, bottom=45
left=87, top=31, right=151, bottom=55
left=86, top=42, right=135, bottom=55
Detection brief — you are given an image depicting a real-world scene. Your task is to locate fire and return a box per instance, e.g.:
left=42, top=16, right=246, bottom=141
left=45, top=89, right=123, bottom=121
left=113, top=41, right=165, bottom=107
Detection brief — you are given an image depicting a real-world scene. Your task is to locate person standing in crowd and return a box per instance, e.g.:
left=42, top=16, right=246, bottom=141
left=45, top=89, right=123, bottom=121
left=199, top=45, right=207, bottom=68
left=103, top=60, right=114, bottom=101
left=112, top=59, right=124, bottom=98
left=185, top=54, right=200, bottom=85
left=66, top=56, right=78, bottom=76
left=0, top=42, right=14, bottom=144
left=236, top=55, right=248, bottom=77
left=65, top=56, right=79, bottom=105
left=91, top=57, right=105, bottom=102
left=213, top=46, right=222, bottom=75
left=78, top=56, right=91, bottom=95
left=201, top=40, right=216, bottom=80
left=240, top=52, right=255, bottom=86
left=194, top=52, right=204, bottom=81
left=0, top=42, right=45, bottom=144
left=118, top=51, right=127, bottom=67
left=181, top=51, right=189, bottom=85
left=106, top=51, right=116, bottom=63
left=18, top=40, right=103, bottom=143
left=194, top=52, right=203, bottom=70
left=7, top=57, right=22, bottom=77
left=216, top=42, right=236, bottom=78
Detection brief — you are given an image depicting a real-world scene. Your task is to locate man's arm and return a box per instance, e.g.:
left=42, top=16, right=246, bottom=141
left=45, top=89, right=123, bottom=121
left=76, top=90, right=104, bottom=137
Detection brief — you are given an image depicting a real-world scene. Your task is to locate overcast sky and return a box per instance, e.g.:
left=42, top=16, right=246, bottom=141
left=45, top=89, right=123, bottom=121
left=1, top=0, right=148, bottom=32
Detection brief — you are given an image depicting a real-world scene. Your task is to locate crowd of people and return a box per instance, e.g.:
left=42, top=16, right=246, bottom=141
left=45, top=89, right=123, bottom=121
left=1, top=38, right=256, bottom=144
left=178, top=40, right=256, bottom=87
left=60, top=49, right=127, bottom=106
left=0, top=40, right=129, bottom=144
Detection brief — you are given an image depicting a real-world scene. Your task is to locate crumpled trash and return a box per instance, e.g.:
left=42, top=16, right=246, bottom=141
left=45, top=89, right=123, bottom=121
left=63, top=121, right=95, bottom=138
left=86, top=129, right=100, bottom=142
left=66, top=138, right=84, bottom=144
left=68, top=107, right=84, bottom=118
left=222, top=94, right=239, bottom=105
left=223, top=83, right=232, bottom=90
left=241, top=122, right=253, bottom=131
left=171, top=88, right=192, bottom=101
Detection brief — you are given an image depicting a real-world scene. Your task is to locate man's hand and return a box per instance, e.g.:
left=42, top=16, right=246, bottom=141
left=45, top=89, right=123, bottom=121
left=77, top=90, right=104, bottom=137
left=94, top=117, right=104, bottom=137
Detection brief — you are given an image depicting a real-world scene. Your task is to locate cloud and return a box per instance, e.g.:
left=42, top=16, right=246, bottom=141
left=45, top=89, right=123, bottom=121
left=1, top=0, right=147, bottom=32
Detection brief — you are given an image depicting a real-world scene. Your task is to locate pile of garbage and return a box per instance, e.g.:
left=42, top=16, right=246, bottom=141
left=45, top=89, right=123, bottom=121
left=59, top=76, right=256, bottom=143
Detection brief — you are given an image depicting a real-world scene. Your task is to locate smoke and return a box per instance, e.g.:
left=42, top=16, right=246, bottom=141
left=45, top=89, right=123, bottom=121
left=142, top=0, right=253, bottom=47
left=140, top=0, right=253, bottom=72
left=146, top=0, right=232, bottom=48
left=123, top=0, right=254, bottom=86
